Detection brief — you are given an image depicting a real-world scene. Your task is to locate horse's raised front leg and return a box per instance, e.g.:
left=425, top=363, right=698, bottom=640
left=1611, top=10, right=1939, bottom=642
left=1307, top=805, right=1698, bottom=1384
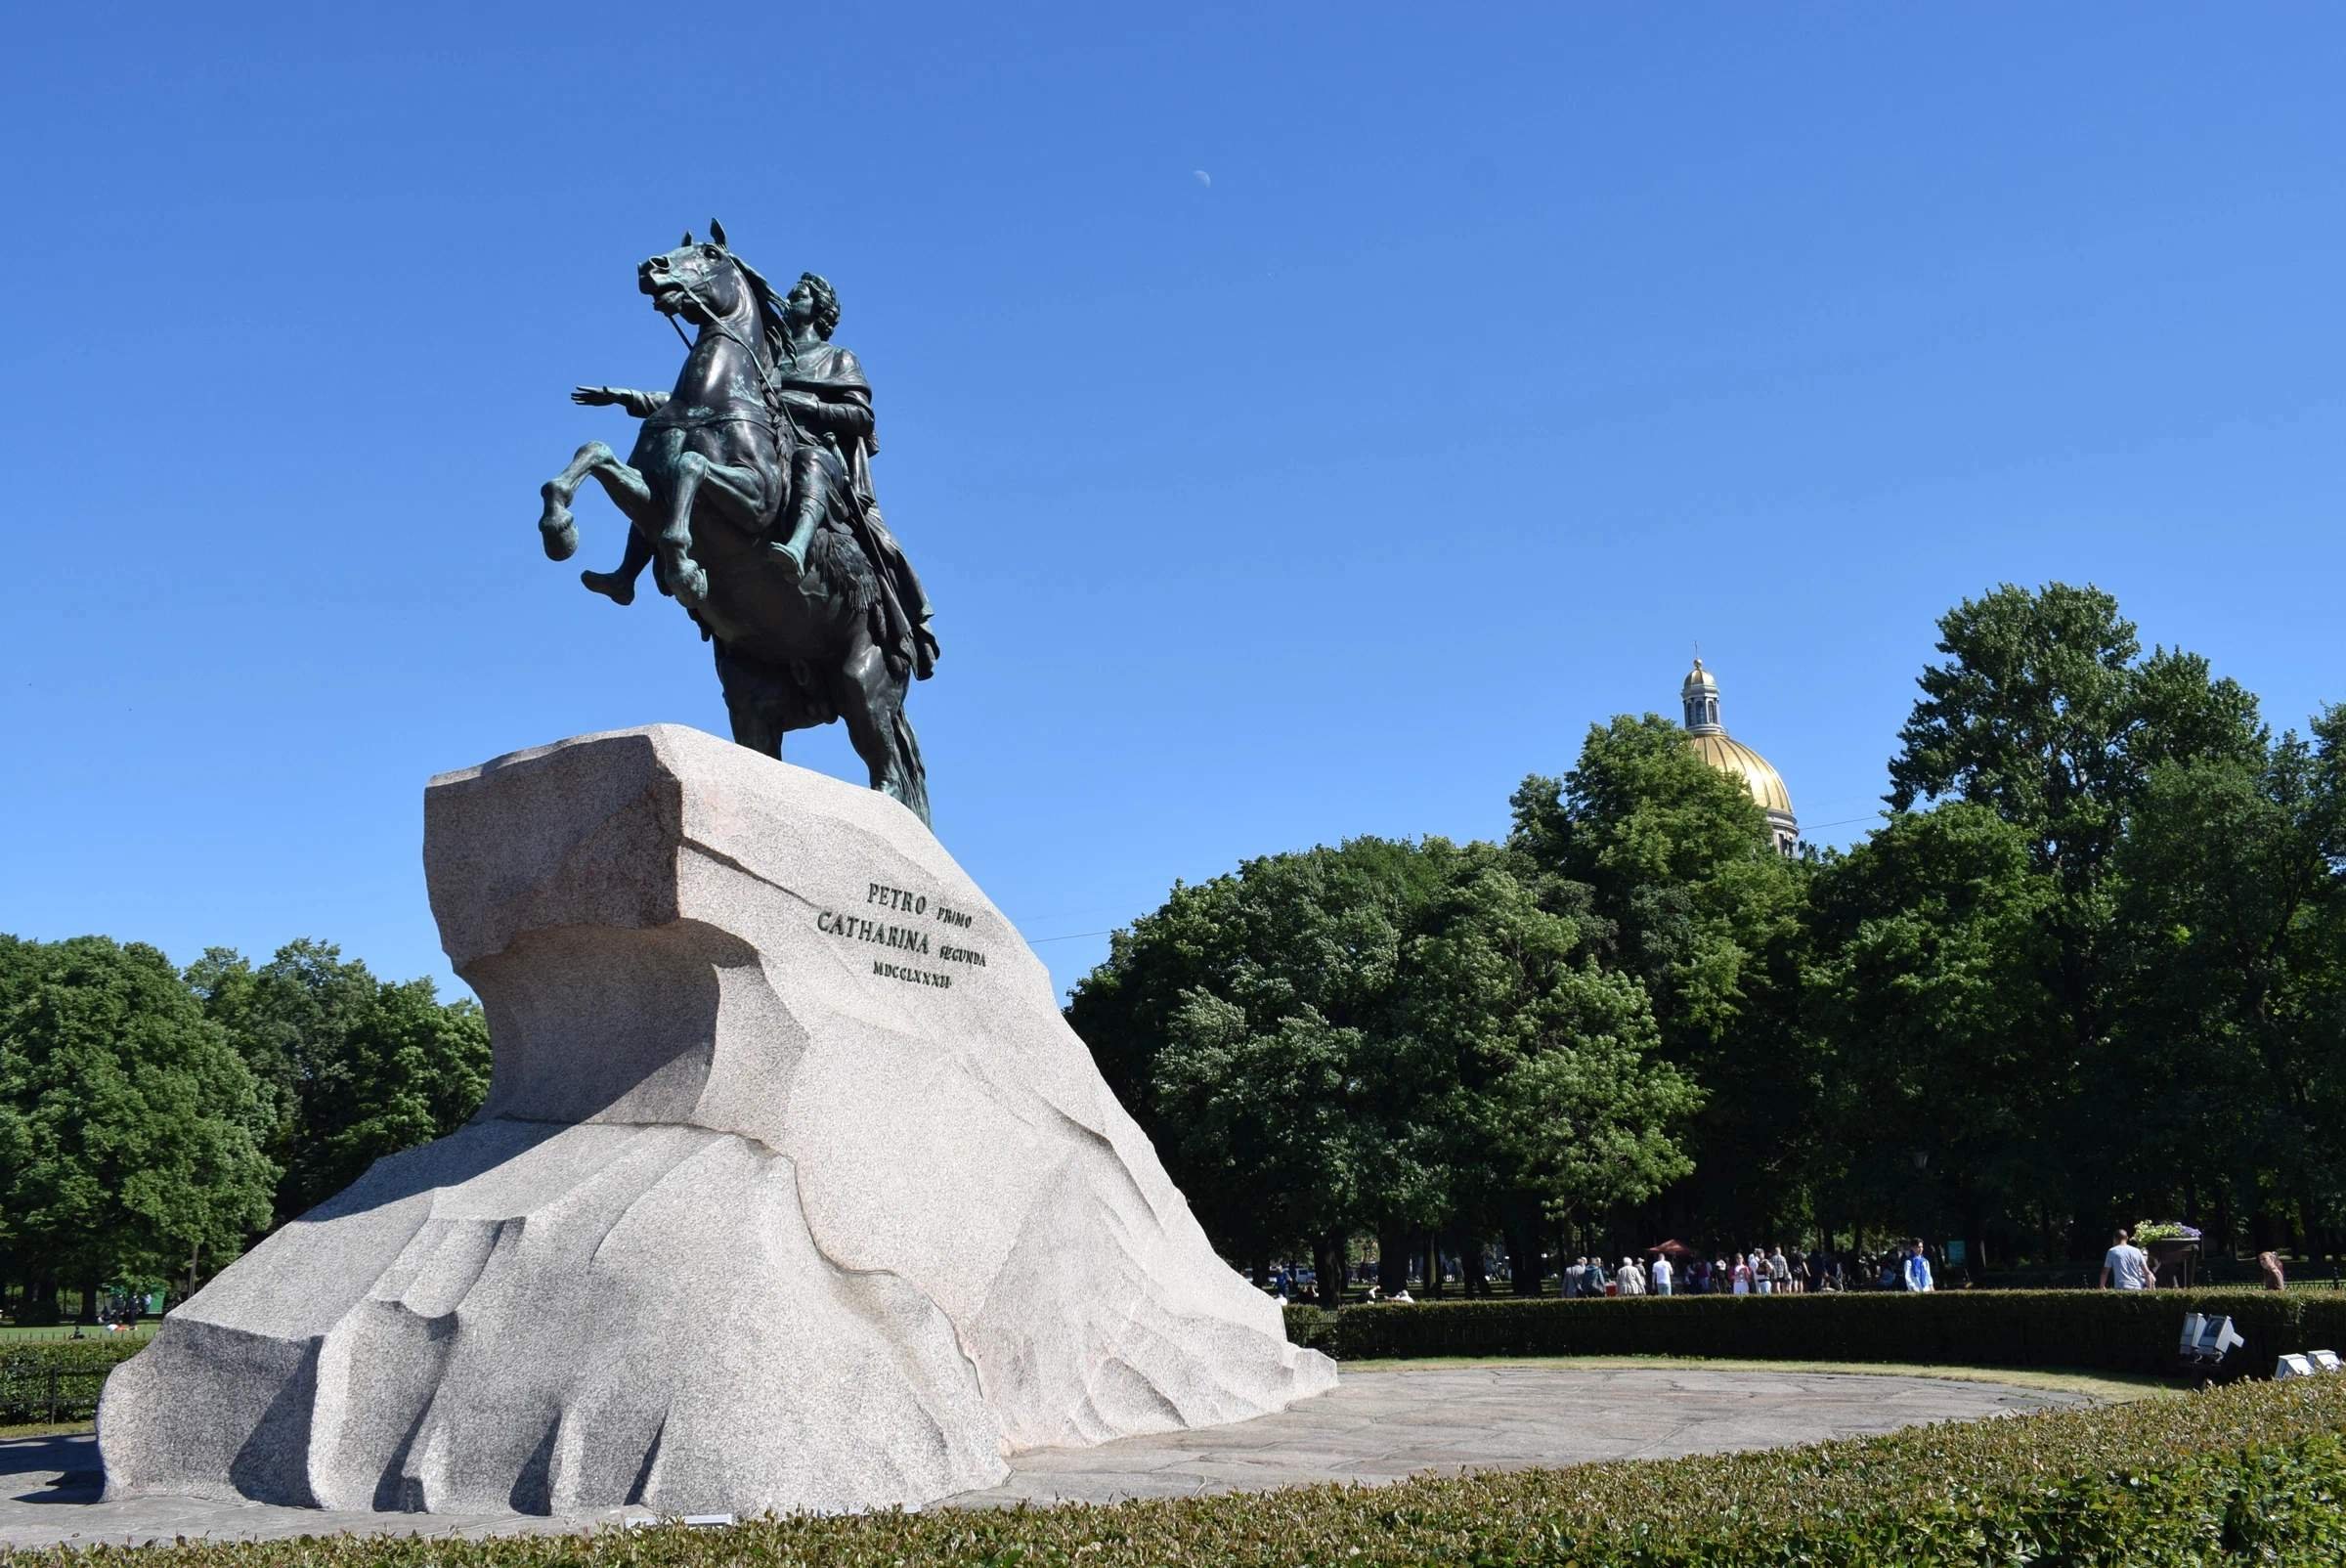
left=538, top=441, right=652, bottom=561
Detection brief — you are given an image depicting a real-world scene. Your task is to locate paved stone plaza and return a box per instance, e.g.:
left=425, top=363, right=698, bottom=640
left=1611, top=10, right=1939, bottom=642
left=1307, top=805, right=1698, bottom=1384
left=0, top=1366, right=2086, bottom=1550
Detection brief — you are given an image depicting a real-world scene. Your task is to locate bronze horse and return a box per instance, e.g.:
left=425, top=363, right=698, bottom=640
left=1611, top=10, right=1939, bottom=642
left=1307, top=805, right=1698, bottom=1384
left=536, top=226, right=932, bottom=824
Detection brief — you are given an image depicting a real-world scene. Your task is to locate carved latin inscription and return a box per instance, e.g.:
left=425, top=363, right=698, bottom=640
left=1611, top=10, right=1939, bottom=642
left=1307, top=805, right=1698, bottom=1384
left=813, top=881, right=992, bottom=989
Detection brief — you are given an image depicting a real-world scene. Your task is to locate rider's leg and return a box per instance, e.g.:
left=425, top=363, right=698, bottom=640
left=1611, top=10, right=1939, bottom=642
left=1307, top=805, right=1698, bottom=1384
left=571, top=456, right=657, bottom=603
left=582, top=530, right=653, bottom=605
left=770, top=446, right=844, bottom=574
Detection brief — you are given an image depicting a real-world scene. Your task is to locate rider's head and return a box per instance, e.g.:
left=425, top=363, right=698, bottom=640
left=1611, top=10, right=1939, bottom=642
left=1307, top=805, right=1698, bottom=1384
left=793, top=273, right=841, bottom=340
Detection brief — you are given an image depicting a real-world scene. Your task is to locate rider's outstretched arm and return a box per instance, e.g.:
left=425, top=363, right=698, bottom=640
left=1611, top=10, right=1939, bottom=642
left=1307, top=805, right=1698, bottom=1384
left=574, top=385, right=671, bottom=418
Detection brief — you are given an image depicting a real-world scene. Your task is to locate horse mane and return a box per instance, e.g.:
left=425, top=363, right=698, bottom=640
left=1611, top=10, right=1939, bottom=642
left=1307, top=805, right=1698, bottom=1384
left=726, top=251, right=794, bottom=370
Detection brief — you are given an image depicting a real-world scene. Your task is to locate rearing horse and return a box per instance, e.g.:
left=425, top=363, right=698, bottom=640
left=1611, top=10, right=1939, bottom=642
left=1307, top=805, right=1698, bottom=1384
left=535, top=228, right=931, bottom=825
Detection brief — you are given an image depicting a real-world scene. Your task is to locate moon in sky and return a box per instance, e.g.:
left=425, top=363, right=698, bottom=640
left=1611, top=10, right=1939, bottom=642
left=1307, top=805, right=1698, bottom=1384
left=1193, top=169, right=1211, bottom=188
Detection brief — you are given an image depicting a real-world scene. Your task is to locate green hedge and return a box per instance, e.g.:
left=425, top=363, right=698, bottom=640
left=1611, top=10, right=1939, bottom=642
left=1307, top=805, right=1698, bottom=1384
left=15, top=1376, right=2344, bottom=1566
left=1284, top=1288, right=2345, bottom=1378
left=0, top=1337, right=147, bottom=1424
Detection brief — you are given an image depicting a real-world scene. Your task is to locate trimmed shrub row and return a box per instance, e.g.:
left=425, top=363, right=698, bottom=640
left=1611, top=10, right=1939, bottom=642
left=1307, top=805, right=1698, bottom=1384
left=0, top=1337, right=148, bottom=1425
left=11, top=1375, right=2343, bottom=1566
left=1285, top=1287, right=2346, bottom=1378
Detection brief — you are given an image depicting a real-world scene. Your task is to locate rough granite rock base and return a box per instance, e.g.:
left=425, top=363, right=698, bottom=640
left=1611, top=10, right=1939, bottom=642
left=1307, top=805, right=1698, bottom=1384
left=99, top=726, right=1334, bottom=1516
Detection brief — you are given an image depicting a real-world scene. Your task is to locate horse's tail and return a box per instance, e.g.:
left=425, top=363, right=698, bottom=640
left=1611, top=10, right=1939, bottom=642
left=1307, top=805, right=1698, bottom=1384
left=890, top=706, right=932, bottom=829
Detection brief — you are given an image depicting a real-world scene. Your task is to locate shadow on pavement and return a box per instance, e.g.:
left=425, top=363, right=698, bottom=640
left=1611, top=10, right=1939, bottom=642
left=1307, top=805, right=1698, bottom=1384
left=3, top=1433, right=101, bottom=1503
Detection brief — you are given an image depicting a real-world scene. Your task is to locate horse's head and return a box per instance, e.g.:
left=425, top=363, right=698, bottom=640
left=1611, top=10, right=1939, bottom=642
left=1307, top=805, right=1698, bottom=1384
left=639, top=224, right=747, bottom=326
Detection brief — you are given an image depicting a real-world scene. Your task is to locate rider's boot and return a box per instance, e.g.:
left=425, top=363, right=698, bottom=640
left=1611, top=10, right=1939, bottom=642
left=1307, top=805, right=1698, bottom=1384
left=768, top=484, right=825, bottom=577
left=580, top=568, right=636, bottom=606
left=581, top=533, right=651, bottom=604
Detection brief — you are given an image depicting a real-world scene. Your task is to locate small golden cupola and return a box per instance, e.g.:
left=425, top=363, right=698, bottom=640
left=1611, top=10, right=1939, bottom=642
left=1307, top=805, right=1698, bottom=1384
left=1680, top=657, right=1798, bottom=854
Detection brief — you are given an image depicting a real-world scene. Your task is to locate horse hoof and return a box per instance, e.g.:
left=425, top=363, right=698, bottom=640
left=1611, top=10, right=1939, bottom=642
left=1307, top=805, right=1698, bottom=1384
left=673, top=564, right=709, bottom=607
left=539, top=484, right=579, bottom=560
left=540, top=516, right=578, bottom=563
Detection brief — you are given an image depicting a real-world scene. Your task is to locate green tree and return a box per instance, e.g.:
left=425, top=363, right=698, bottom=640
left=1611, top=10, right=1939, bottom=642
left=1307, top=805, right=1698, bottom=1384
left=1072, top=839, right=1446, bottom=1303
left=1397, top=849, right=1699, bottom=1287
left=2106, top=715, right=2346, bottom=1260
left=1068, top=836, right=1697, bottom=1302
left=0, top=936, right=276, bottom=1318
left=1509, top=715, right=1810, bottom=1239
left=1886, top=583, right=2265, bottom=1044
left=1881, top=582, right=2273, bottom=1251
left=1803, top=806, right=2058, bottom=1269
left=188, top=940, right=491, bottom=1224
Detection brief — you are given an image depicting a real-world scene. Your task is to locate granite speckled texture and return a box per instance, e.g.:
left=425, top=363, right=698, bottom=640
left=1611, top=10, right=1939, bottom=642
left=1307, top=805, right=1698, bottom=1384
left=99, top=726, right=1334, bottom=1518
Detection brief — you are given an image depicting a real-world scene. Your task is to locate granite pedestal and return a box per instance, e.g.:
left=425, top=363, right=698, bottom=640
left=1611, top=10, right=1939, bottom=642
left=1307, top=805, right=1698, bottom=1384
left=99, top=726, right=1333, bottom=1516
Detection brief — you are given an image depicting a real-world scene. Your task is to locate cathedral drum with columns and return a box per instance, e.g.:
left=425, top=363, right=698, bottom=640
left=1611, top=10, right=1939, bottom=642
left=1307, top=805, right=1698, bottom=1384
left=1679, top=658, right=1798, bottom=854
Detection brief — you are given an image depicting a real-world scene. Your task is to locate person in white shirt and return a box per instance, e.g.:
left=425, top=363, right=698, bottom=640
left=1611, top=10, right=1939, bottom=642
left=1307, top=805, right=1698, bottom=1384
left=1650, top=1254, right=1673, bottom=1296
left=2101, top=1229, right=2153, bottom=1290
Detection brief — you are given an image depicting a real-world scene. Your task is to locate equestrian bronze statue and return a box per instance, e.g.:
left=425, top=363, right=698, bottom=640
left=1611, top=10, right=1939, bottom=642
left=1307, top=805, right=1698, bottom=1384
left=537, top=221, right=938, bottom=823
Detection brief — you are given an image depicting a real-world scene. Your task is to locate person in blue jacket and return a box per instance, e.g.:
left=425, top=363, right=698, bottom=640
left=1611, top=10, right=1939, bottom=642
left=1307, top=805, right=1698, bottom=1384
left=1902, top=1238, right=1934, bottom=1292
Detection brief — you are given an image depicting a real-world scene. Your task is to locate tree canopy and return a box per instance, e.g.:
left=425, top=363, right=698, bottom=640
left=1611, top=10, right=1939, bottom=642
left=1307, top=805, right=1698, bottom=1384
left=1070, top=581, right=2346, bottom=1285
left=0, top=936, right=276, bottom=1311
left=1068, top=836, right=1699, bottom=1299
left=0, top=934, right=490, bottom=1319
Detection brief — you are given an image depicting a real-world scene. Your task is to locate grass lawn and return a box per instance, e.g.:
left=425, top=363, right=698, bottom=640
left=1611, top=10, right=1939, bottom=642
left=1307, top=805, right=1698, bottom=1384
left=0, top=1323, right=155, bottom=1344
left=1335, top=1353, right=2176, bottom=1404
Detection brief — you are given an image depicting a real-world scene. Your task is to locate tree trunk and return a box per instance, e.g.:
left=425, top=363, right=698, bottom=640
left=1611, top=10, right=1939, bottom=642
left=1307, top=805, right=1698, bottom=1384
left=1961, top=1191, right=1988, bottom=1284
left=1501, top=1195, right=1542, bottom=1296
left=77, top=1282, right=99, bottom=1325
left=1422, top=1233, right=1443, bottom=1299
left=1458, top=1223, right=1489, bottom=1298
left=1378, top=1219, right=1413, bottom=1295
left=1314, top=1231, right=1344, bottom=1311
left=2294, top=1194, right=2324, bottom=1274
left=1249, top=1247, right=1272, bottom=1288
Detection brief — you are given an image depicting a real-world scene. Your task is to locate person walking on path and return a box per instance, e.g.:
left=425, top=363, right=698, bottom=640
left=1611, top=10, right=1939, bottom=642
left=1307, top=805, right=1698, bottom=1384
left=2101, top=1230, right=2154, bottom=1290
left=1902, top=1239, right=1934, bottom=1292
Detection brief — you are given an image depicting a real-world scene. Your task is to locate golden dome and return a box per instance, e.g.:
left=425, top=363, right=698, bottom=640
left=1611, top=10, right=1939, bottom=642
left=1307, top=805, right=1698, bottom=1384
left=1677, top=656, right=1797, bottom=843
left=1685, top=730, right=1794, bottom=818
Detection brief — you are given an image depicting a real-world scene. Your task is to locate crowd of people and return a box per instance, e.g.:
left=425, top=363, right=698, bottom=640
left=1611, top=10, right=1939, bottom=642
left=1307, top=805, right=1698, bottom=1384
left=1554, top=1240, right=1937, bottom=1297
left=1269, top=1231, right=2300, bottom=1304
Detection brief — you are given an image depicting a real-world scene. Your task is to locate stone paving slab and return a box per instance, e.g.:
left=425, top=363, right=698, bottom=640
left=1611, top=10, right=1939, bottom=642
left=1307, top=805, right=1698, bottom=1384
left=0, top=1367, right=2086, bottom=1551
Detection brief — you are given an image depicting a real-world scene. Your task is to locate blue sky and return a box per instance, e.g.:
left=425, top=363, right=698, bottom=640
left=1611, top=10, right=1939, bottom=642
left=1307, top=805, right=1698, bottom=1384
left=5, top=5, right=2341, bottom=1001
